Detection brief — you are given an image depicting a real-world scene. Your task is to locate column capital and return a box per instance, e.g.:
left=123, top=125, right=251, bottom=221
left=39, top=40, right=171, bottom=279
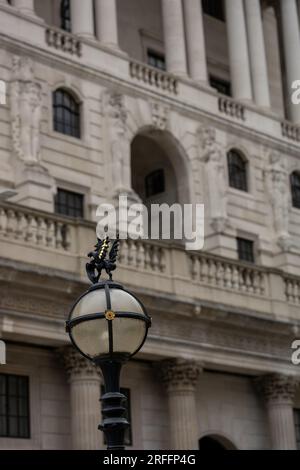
left=159, top=358, right=202, bottom=392
left=256, top=374, right=299, bottom=404
left=59, top=346, right=101, bottom=380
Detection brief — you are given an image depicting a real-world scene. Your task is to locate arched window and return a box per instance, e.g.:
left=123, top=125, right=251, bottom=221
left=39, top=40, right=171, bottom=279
left=60, top=0, right=71, bottom=32
left=53, top=88, right=80, bottom=138
left=291, top=171, right=300, bottom=209
left=227, top=149, right=248, bottom=192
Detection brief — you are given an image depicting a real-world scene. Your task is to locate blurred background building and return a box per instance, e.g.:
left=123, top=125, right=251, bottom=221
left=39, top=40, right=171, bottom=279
left=0, top=0, right=300, bottom=450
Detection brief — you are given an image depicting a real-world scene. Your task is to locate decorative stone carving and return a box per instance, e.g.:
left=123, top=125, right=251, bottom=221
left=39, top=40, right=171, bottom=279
left=159, top=358, right=202, bottom=391
left=256, top=373, right=299, bottom=404
left=106, top=91, right=131, bottom=195
left=265, top=151, right=291, bottom=250
left=60, top=346, right=101, bottom=379
left=198, top=127, right=228, bottom=232
left=10, top=56, right=42, bottom=164
left=151, top=101, right=168, bottom=130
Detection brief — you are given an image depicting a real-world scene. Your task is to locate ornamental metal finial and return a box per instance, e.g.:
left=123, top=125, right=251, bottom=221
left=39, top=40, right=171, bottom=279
left=86, top=234, right=120, bottom=283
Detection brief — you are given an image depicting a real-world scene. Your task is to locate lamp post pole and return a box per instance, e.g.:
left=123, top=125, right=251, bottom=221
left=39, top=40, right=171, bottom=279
left=66, top=235, right=151, bottom=450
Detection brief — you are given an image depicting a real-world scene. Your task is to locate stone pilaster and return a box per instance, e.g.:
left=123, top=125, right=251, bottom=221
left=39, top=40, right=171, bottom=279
left=95, top=0, right=119, bottom=48
left=162, top=0, right=187, bottom=77
left=70, top=0, right=94, bottom=38
left=244, top=0, right=271, bottom=108
left=62, top=346, right=103, bottom=450
left=224, top=0, right=252, bottom=101
left=182, top=0, right=208, bottom=83
left=256, top=374, right=299, bottom=450
left=159, top=359, right=202, bottom=450
left=280, top=0, right=300, bottom=123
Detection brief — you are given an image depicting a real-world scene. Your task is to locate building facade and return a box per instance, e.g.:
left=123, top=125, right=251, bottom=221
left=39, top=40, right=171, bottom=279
left=0, top=0, right=300, bottom=450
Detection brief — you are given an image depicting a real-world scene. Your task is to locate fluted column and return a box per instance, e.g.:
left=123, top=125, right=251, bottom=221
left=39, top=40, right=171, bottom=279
left=256, top=374, right=299, bottom=450
left=95, top=0, right=119, bottom=48
left=159, top=359, right=202, bottom=450
left=162, top=0, right=187, bottom=77
left=224, top=0, right=252, bottom=100
left=280, top=0, right=300, bottom=123
left=12, top=0, right=35, bottom=15
left=244, top=0, right=270, bottom=108
left=62, top=347, right=102, bottom=450
left=183, top=0, right=208, bottom=83
left=70, top=0, right=94, bottom=38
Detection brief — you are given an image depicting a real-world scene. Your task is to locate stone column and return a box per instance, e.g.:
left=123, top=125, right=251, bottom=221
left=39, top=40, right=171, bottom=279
left=257, top=374, right=299, bottom=450
left=12, top=0, right=35, bottom=15
left=224, top=0, right=252, bottom=101
left=62, top=347, right=102, bottom=450
left=95, top=0, right=119, bottom=48
left=183, top=0, right=208, bottom=83
left=244, top=0, right=271, bottom=108
left=70, top=0, right=94, bottom=38
left=159, top=359, right=202, bottom=450
left=280, top=0, right=300, bottom=123
left=162, top=0, right=188, bottom=77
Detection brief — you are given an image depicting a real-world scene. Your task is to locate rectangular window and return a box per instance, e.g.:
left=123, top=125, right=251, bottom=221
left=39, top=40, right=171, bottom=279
left=237, top=238, right=255, bottom=264
left=101, top=386, right=132, bottom=446
left=210, top=76, right=231, bottom=97
left=202, top=0, right=225, bottom=21
left=0, top=374, right=30, bottom=439
left=295, top=409, right=300, bottom=450
left=55, top=189, right=84, bottom=219
left=147, top=49, right=166, bottom=71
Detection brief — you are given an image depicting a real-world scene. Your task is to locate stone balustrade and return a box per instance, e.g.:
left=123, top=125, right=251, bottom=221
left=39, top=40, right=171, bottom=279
left=285, top=276, right=300, bottom=304
left=46, top=27, right=82, bottom=57
left=129, top=61, right=178, bottom=95
left=0, top=203, right=71, bottom=251
left=281, top=121, right=300, bottom=143
left=118, top=239, right=166, bottom=273
left=218, top=96, right=245, bottom=121
left=1, top=201, right=298, bottom=319
left=189, top=253, right=266, bottom=296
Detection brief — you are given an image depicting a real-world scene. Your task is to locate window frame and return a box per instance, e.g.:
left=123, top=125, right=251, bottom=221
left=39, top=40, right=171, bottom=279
left=54, top=188, right=85, bottom=219
left=53, top=88, right=81, bottom=139
left=237, top=237, right=255, bottom=264
left=202, top=0, right=225, bottom=22
left=209, top=75, right=231, bottom=97
left=291, top=171, right=300, bottom=209
left=147, top=49, right=166, bottom=71
left=0, top=373, right=30, bottom=439
left=294, top=409, right=300, bottom=450
left=227, top=149, right=248, bottom=192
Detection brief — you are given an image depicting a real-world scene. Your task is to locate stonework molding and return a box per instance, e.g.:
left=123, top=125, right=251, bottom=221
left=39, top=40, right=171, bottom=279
left=151, top=101, right=169, bottom=130
left=265, top=150, right=291, bottom=250
left=159, top=358, right=202, bottom=392
left=255, top=374, right=300, bottom=404
left=198, top=126, right=228, bottom=231
left=59, top=346, right=102, bottom=380
left=10, top=55, right=42, bottom=164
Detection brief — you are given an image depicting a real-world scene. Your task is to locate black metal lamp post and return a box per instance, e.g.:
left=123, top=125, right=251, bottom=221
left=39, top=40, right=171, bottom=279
left=66, top=236, right=151, bottom=450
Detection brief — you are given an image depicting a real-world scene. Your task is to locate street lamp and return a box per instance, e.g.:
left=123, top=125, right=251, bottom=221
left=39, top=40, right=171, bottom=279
left=66, top=236, right=151, bottom=450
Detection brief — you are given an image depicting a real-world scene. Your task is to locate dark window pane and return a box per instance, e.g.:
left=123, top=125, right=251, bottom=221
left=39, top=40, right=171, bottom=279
left=53, top=89, right=80, bottom=138
left=0, top=374, right=30, bottom=438
left=210, top=76, right=231, bottom=97
left=237, top=238, right=255, bottom=264
left=61, top=0, right=71, bottom=32
left=291, top=172, right=300, bottom=209
left=147, top=50, right=166, bottom=71
left=55, top=189, right=84, bottom=219
left=227, top=150, right=248, bottom=192
left=295, top=409, right=300, bottom=450
left=202, top=0, right=225, bottom=21
left=145, top=169, right=165, bottom=198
